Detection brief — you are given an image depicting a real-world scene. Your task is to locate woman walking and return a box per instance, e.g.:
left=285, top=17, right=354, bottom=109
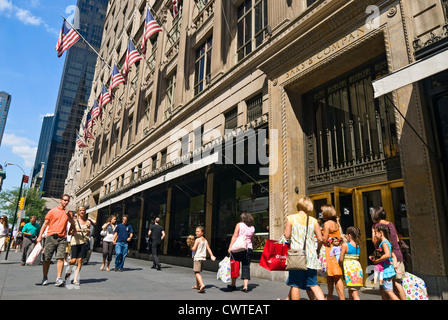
left=65, top=206, right=91, bottom=286
left=227, top=212, right=255, bottom=293
left=0, top=215, right=10, bottom=257
left=284, top=197, right=325, bottom=300
left=101, top=215, right=117, bottom=271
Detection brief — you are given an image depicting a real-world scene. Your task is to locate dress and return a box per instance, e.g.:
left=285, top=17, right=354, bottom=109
left=324, top=223, right=343, bottom=277
left=342, top=243, right=363, bottom=288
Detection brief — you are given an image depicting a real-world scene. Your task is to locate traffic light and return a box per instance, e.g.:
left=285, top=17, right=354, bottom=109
left=18, top=197, right=25, bottom=210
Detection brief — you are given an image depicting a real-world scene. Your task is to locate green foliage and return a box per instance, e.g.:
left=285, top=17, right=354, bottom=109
left=0, top=187, right=46, bottom=223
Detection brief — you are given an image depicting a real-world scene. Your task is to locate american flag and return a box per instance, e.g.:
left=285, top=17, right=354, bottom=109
left=84, top=112, right=94, bottom=140
left=123, top=40, right=142, bottom=77
left=110, top=64, right=126, bottom=91
left=173, top=0, right=179, bottom=17
left=55, top=20, right=80, bottom=58
left=99, top=84, right=111, bottom=109
left=76, top=133, right=88, bottom=148
left=91, top=101, right=101, bottom=120
left=141, top=9, right=162, bottom=54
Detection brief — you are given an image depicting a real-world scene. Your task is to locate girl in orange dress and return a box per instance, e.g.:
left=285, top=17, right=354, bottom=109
left=321, top=205, right=345, bottom=300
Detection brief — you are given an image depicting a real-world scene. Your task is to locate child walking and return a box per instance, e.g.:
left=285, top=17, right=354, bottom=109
left=370, top=224, right=399, bottom=300
left=339, top=226, right=363, bottom=300
left=190, top=226, right=216, bottom=293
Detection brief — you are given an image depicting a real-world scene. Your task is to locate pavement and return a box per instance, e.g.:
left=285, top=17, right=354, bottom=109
left=0, top=250, right=383, bottom=301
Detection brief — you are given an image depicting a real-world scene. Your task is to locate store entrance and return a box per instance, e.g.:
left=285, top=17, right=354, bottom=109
left=310, top=179, right=411, bottom=284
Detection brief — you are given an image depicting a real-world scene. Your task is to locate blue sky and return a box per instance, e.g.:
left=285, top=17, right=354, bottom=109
left=0, top=0, right=79, bottom=191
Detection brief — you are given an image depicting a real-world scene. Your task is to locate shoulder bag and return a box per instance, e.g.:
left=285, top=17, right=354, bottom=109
left=286, top=214, right=309, bottom=271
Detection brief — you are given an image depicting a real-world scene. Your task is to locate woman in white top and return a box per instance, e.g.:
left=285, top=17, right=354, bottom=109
left=65, top=207, right=91, bottom=285
left=101, top=215, right=117, bottom=271
left=0, top=215, right=10, bottom=255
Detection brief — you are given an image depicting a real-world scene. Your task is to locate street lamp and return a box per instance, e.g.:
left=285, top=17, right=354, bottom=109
left=4, top=162, right=29, bottom=260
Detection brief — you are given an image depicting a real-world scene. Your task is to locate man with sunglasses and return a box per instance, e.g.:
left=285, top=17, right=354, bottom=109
left=36, top=194, right=76, bottom=287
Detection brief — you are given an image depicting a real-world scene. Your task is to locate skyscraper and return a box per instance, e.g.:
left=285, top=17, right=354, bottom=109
left=0, top=91, right=12, bottom=147
left=40, top=0, right=108, bottom=198
left=32, top=114, right=54, bottom=179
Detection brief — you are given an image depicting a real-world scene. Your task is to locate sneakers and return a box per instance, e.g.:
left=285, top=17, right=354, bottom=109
left=55, top=277, right=64, bottom=287
left=41, top=277, right=48, bottom=286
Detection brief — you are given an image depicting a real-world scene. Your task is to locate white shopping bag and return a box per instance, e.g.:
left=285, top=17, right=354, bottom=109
left=26, top=242, right=42, bottom=266
left=217, top=257, right=231, bottom=283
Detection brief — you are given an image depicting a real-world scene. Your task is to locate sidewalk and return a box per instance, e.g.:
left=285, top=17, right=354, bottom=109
left=0, top=251, right=381, bottom=300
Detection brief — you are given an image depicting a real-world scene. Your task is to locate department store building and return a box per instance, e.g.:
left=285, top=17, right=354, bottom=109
left=64, top=0, right=448, bottom=298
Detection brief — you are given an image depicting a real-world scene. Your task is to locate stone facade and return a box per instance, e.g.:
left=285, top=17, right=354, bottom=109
left=65, top=0, right=448, bottom=298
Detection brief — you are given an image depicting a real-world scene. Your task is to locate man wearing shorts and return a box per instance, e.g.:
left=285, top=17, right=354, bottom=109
left=36, top=194, right=76, bottom=286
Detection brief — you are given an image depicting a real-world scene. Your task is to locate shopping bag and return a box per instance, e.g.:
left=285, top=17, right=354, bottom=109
left=259, top=239, right=289, bottom=271
left=230, top=258, right=240, bottom=278
left=217, top=257, right=231, bottom=283
left=402, top=272, right=429, bottom=300
left=317, top=245, right=327, bottom=277
left=26, top=242, right=42, bottom=266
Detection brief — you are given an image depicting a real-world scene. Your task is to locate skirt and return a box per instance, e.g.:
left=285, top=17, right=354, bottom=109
left=342, top=254, right=363, bottom=288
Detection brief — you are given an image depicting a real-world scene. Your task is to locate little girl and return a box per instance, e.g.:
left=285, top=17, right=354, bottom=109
left=371, top=224, right=399, bottom=300
left=190, top=226, right=216, bottom=293
left=339, top=226, right=363, bottom=300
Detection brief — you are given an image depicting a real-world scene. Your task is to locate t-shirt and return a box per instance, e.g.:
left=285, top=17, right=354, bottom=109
left=373, top=222, right=403, bottom=262
left=21, top=222, right=41, bottom=238
left=45, top=207, right=73, bottom=238
left=150, top=224, right=164, bottom=244
left=115, top=223, right=134, bottom=243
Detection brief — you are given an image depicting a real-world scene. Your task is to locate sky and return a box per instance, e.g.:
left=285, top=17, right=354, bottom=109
left=0, top=0, right=80, bottom=192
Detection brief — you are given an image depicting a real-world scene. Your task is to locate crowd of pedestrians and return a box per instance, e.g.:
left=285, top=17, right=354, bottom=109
left=6, top=193, right=417, bottom=300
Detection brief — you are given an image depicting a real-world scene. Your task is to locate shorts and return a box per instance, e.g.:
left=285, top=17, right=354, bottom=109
left=286, top=268, right=318, bottom=290
left=193, top=260, right=204, bottom=273
left=380, top=277, right=395, bottom=291
left=71, top=243, right=88, bottom=259
left=43, top=235, right=67, bottom=261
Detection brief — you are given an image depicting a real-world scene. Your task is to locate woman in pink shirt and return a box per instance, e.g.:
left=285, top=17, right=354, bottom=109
left=228, top=212, right=255, bottom=293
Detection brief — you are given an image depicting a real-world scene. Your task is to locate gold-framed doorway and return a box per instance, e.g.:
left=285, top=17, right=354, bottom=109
left=310, top=179, right=409, bottom=285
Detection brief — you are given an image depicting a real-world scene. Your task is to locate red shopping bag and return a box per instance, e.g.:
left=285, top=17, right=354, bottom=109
left=259, top=239, right=289, bottom=271
left=230, top=259, right=240, bottom=278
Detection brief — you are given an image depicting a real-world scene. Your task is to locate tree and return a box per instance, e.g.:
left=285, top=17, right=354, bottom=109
left=0, top=187, right=47, bottom=223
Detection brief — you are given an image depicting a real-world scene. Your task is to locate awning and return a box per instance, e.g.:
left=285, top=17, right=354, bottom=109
left=86, top=153, right=219, bottom=213
left=372, top=47, right=448, bottom=98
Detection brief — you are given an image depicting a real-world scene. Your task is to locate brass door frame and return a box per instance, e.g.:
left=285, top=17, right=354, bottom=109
left=310, top=179, right=404, bottom=284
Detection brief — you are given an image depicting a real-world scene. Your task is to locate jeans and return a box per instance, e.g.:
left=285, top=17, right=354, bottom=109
left=115, top=242, right=128, bottom=270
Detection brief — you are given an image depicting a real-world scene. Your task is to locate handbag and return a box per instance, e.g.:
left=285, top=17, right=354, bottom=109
left=259, top=239, right=289, bottom=271
left=230, top=223, right=247, bottom=253
left=286, top=214, right=309, bottom=271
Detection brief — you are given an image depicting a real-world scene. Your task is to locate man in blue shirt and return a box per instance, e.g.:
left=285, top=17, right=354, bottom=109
left=20, top=216, right=41, bottom=266
left=113, top=215, right=134, bottom=271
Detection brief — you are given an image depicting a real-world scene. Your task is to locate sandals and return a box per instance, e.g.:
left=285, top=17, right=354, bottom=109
left=197, top=285, right=206, bottom=293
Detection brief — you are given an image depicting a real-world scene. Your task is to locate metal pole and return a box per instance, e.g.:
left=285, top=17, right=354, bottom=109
left=4, top=175, right=25, bottom=260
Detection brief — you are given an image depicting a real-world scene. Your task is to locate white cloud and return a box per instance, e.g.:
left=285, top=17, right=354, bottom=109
left=15, top=7, right=42, bottom=25
left=0, top=0, right=57, bottom=35
left=2, top=133, right=37, bottom=167
left=0, top=0, right=13, bottom=12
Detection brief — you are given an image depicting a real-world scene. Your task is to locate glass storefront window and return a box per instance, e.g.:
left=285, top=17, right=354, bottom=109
left=213, top=165, right=269, bottom=257
left=169, top=178, right=206, bottom=256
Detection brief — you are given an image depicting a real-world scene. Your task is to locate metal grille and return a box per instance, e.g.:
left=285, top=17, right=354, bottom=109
left=247, top=94, right=263, bottom=122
